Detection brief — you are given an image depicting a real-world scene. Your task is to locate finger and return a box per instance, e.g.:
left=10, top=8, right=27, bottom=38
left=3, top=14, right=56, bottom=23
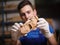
left=19, top=23, right=23, bottom=26
left=14, top=23, right=20, bottom=28
left=38, top=18, right=44, bottom=21
left=38, top=18, right=46, bottom=22
left=37, top=24, right=47, bottom=30
left=11, top=29, right=17, bottom=31
left=12, top=25, right=19, bottom=30
left=37, top=20, right=46, bottom=25
left=37, top=23, right=46, bottom=28
left=37, top=25, right=44, bottom=30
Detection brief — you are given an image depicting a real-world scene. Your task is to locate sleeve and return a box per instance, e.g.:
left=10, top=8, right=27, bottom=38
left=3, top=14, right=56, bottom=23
left=49, top=25, right=54, bottom=33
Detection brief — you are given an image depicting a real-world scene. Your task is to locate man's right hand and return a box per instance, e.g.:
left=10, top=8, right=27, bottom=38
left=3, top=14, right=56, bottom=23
left=11, top=23, right=22, bottom=41
left=11, top=23, right=23, bottom=32
left=11, top=22, right=29, bottom=36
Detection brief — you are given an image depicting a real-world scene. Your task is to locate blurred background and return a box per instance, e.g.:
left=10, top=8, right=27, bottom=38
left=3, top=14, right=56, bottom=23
left=0, top=0, right=60, bottom=45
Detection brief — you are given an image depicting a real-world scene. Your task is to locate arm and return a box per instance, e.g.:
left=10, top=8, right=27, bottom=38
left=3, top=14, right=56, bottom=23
left=48, top=34, right=58, bottom=45
left=11, top=22, right=28, bottom=45
left=11, top=23, right=23, bottom=45
left=11, top=29, right=19, bottom=45
left=16, top=40, right=22, bottom=45
left=11, top=40, right=17, bottom=45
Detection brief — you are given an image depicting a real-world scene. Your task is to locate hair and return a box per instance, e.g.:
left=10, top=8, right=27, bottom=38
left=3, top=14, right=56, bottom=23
left=17, top=0, right=34, bottom=12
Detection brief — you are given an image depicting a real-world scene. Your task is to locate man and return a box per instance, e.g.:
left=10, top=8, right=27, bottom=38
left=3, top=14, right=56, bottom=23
left=11, top=0, right=57, bottom=45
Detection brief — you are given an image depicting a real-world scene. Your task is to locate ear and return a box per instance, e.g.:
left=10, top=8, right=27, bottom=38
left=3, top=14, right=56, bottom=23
left=34, top=9, right=37, bottom=16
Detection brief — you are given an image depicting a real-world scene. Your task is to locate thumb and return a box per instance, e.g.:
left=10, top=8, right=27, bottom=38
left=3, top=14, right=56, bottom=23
left=19, top=23, right=23, bottom=27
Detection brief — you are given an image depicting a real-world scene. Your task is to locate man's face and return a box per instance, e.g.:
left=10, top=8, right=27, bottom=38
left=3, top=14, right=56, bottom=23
left=20, top=5, right=37, bottom=22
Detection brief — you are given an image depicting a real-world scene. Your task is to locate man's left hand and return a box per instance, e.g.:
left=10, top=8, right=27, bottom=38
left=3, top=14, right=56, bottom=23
left=37, top=18, right=53, bottom=38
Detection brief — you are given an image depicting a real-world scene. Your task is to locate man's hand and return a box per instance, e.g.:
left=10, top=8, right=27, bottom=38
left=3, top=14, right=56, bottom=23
left=11, top=23, right=22, bottom=31
left=11, top=23, right=24, bottom=40
left=11, top=22, right=30, bottom=36
left=37, top=18, right=53, bottom=38
left=11, top=22, right=28, bottom=34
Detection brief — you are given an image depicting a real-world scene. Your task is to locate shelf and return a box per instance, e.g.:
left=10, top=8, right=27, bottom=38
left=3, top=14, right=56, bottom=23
left=0, top=0, right=21, bottom=2
left=0, top=20, right=24, bottom=26
left=0, top=9, right=18, bottom=14
left=0, top=1, right=20, bottom=14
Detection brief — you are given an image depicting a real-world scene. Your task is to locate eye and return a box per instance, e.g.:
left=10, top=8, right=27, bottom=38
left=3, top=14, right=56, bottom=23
left=27, top=11, right=30, bottom=14
left=20, top=13, right=25, bottom=16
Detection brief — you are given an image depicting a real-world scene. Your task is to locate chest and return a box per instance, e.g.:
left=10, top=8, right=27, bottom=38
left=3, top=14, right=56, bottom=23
left=20, top=29, right=47, bottom=45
